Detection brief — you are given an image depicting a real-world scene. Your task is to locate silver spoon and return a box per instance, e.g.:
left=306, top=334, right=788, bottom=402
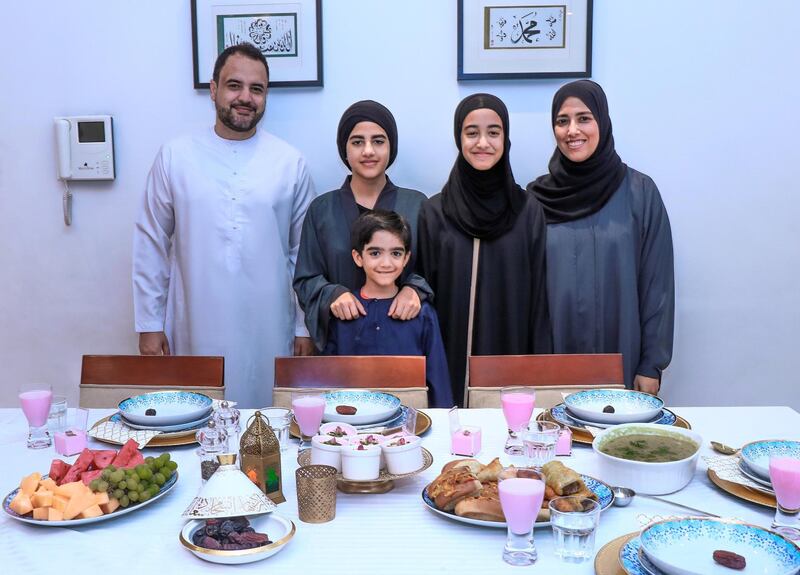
left=710, top=441, right=739, bottom=455
left=611, top=486, right=721, bottom=518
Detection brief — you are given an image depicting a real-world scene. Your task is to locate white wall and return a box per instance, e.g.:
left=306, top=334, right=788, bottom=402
left=1, top=1, right=797, bottom=408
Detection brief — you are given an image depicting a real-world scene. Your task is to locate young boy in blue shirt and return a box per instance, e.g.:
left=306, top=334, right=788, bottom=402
left=323, top=210, right=453, bottom=408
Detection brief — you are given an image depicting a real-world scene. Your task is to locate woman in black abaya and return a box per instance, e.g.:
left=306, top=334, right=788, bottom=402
left=417, top=93, right=551, bottom=406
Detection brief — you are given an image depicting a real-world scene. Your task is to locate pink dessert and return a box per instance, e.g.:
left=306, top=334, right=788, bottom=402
left=451, top=426, right=482, bottom=456
left=292, top=396, right=325, bottom=437
left=555, top=427, right=572, bottom=456
left=501, top=393, right=535, bottom=431
left=19, top=390, right=53, bottom=427
left=54, top=428, right=88, bottom=456
left=498, top=478, right=545, bottom=535
left=770, top=457, right=800, bottom=510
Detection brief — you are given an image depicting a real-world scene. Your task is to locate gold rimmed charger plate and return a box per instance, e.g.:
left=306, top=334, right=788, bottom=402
left=297, top=447, right=433, bottom=494
left=594, top=532, right=638, bottom=575
left=707, top=468, right=776, bottom=509
left=290, top=408, right=432, bottom=439
left=539, top=410, right=692, bottom=445
left=90, top=415, right=198, bottom=448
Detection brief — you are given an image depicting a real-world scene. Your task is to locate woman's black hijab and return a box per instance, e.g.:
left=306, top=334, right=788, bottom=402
left=336, top=100, right=398, bottom=169
left=528, top=80, right=627, bottom=224
left=441, top=93, right=526, bottom=240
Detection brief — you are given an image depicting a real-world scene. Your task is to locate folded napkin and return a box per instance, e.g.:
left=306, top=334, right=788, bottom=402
left=88, top=418, right=161, bottom=449
left=703, top=453, right=771, bottom=491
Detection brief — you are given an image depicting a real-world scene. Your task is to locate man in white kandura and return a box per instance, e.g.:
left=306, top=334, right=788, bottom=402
left=132, top=43, right=316, bottom=407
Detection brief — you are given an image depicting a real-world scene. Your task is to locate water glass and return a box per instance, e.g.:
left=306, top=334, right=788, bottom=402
left=260, top=407, right=293, bottom=451
left=47, top=395, right=68, bottom=433
left=500, top=386, right=536, bottom=455
left=523, top=421, right=561, bottom=470
left=549, top=496, right=601, bottom=563
left=498, top=474, right=545, bottom=566
left=769, top=457, right=800, bottom=540
left=19, top=385, right=53, bottom=449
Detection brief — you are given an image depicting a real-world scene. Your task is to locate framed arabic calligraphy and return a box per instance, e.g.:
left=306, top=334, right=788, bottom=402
left=191, top=0, right=323, bottom=89
left=458, top=1, right=592, bottom=80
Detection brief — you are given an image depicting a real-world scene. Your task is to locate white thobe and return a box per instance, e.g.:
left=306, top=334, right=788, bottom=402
left=133, top=127, right=315, bottom=407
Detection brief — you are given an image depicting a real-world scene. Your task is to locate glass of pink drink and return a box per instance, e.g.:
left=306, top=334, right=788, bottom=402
left=498, top=475, right=546, bottom=565
left=501, top=387, right=536, bottom=455
left=19, top=385, right=53, bottom=449
left=769, top=457, right=800, bottom=540
left=291, top=391, right=326, bottom=452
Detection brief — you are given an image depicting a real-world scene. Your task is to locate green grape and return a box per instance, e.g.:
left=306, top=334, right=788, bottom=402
left=101, top=469, right=112, bottom=481
left=158, top=453, right=170, bottom=464
left=106, top=465, right=117, bottom=473
left=137, top=483, right=148, bottom=494
left=145, top=456, right=154, bottom=465
left=89, top=479, right=100, bottom=491
left=148, top=485, right=159, bottom=497
left=117, top=480, right=127, bottom=490
left=128, top=491, right=140, bottom=503
left=127, top=478, right=139, bottom=490
left=140, top=491, right=152, bottom=502
left=166, top=461, right=178, bottom=472
left=153, top=473, right=166, bottom=486
left=137, top=466, right=153, bottom=480
left=119, top=495, right=130, bottom=507
left=112, top=488, right=124, bottom=500
left=112, top=470, right=125, bottom=483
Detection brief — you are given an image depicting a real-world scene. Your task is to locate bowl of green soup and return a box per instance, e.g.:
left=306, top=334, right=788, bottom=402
left=592, top=423, right=702, bottom=495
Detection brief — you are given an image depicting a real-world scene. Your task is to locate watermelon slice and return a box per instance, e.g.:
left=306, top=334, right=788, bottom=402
left=111, top=439, right=140, bottom=468
left=92, top=450, right=117, bottom=469
left=122, top=451, right=145, bottom=469
left=60, top=449, right=95, bottom=485
left=81, top=469, right=104, bottom=485
left=49, top=459, right=71, bottom=484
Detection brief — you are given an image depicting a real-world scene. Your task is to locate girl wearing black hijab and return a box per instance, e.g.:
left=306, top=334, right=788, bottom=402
left=294, top=100, right=432, bottom=352
left=417, top=93, right=551, bottom=406
left=528, top=80, right=674, bottom=394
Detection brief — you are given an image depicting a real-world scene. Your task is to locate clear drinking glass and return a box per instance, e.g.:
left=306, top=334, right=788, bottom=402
left=47, top=395, right=68, bottom=434
left=522, top=421, right=561, bottom=470
left=769, top=457, right=800, bottom=540
left=19, top=384, right=53, bottom=449
left=498, top=472, right=545, bottom=566
left=291, top=391, right=325, bottom=452
left=500, top=386, right=536, bottom=455
left=260, top=407, right=293, bottom=451
left=549, top=496, right=601, bottom=563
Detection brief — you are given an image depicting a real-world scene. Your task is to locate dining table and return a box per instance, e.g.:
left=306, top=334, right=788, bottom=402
left=1, top=405, right=797, bottom=574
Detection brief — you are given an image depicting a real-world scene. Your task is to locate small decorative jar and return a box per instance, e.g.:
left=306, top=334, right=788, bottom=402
left=382, top=435, right=423, bottom=475
left=213, top=400, right=241, bottom=454
left=196, top=420, right=227, bottom=484
left=239, top=411, right=285, bottom=504
left=341, top=443, right=381, bottom=481
left=311, top=435, right=345, bottom=472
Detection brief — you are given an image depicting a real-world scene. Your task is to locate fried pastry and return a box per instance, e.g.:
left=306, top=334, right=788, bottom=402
left=427, top=467, right=482, bottom=511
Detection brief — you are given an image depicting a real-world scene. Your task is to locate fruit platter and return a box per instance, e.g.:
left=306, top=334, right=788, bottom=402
left=3, top=438, right=179, bottom=526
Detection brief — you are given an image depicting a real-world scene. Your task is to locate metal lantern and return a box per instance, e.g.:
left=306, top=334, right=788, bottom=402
left=239, top=411, right=285, bottom=504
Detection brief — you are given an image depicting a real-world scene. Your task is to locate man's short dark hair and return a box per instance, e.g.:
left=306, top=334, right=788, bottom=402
left=351, top=210, right=412, bottom=253
left=212, top=43, right=270, bottom=84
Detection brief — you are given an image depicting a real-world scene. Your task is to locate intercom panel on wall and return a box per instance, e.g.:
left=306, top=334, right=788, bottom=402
left=54, top=115, right=115, bottom=181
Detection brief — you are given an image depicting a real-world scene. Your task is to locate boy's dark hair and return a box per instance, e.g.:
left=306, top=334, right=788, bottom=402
left=212, top=43, right=270, bottom=84
left=351, top=209, right=412, bottom=253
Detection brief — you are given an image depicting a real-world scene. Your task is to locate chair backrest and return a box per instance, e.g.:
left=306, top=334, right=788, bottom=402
left=272, top=356, right=428, bottom=409
left=79, top=355, right=225, bottom=407
left=467, top=353, right=624, bottom=409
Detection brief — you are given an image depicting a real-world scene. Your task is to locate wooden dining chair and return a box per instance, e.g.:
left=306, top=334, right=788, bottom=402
left=79, top=355, right=225, bottom=408
left=467, top=353, right=625, bottom=409
left=272, top=356, right=428, bottom=409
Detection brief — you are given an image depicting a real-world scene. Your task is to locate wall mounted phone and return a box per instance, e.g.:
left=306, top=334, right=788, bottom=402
left=54, top=115, right=115, bottom=225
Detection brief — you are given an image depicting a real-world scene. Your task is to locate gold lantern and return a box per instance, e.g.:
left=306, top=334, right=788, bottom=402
left=239, top=411, right=285, bottom=504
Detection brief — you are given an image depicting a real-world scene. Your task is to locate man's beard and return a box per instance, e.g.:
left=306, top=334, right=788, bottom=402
left=216, top=101, right=264, bottom=133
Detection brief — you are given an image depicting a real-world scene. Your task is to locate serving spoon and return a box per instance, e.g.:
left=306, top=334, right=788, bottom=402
left=710, top=441, right=739, bottom=455
left=611, top=486, right=721, bottom=518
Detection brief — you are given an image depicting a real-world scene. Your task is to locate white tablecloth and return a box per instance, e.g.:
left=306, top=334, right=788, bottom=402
left=1, top=406, right=797, bottom=574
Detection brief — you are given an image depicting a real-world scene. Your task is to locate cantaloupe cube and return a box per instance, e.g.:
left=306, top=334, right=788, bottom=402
left=31, top=490, right=53, bottom=508
left=52, top=494, right=69, bottom=512
left=33, top=507, right=50, bottom=520
left=55, top=481, right=86, bottom=498
left=38, top=478, right=58, bottom=492
left=48, top=508, right=64, bottom=521
left=77, top=504, right=103, bottom=519
left=9, top=493, right=33, bottom=516
left=20, top=473, right=41, bottom=496
left=63, top=489, right=96, bottom=520
left=100, top=498, right=120, bottom=514
left=93, top=491, right=109, bottom=506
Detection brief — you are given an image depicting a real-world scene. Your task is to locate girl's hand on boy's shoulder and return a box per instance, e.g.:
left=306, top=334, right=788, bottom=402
left=388, top=286, right=421, bottom=321
left=331, top=292, right=366, bottom=320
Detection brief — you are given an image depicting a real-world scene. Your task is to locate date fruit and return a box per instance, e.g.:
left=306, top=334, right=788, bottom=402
left=336, top=405, right=357, bottom=415
left=145, top=408, right=157, bottom=416
left=713, top=550, right=746, bottom=570
left=602, top=405, right=615, bottom=413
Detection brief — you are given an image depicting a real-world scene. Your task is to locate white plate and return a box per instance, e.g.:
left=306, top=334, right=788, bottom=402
left=322, top=391, right=401, bottom=425
left=179, top=513, right=295, bottom=565
left=737, top=460, right=775, bottom=493
left=116, top=411, right=212, bottom=432
left=421, top=474, right=614, bottom=529
left=3, top=472, right=178, bottom=527
left=640, top=517, right=800, bottom=575
left=564, top=389, right=664, bottom=425
left=119, top=391, right=212, bottom=426
left=740, top=440, right=800, bottom=480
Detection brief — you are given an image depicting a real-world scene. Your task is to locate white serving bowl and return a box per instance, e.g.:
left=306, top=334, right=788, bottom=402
left=311, top=434, right=345, bottom=472
left=322, top=390, right=401, bottom=425
left=179, top=513, right=294, bottom=565
left=341, top=443, right=382, bottom=481
left=564, top=389, right=664, bottom=425
left=119, top=390, right=212, bottom=426
left=592, top=423, right=702, bottom=495
left=381, top=435, right=423, bottom=475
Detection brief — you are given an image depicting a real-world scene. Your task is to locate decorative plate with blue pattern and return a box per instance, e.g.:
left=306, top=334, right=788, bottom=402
left=322, top=391, right=401, bottom=425
left=619, top=537, right=664, bottom=575
left=551, top=403, right=676, bottom=430
left=564, top=389, right=664, bottom=424
left=422, top=474, right=614, bottom=529
left=118, top=391, right=212, bottom=426
left=640, top=518, right=800, bottom=575
left=740, top=440, right=800, bottom=480
left=113, top=411, right=212, bottom=433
